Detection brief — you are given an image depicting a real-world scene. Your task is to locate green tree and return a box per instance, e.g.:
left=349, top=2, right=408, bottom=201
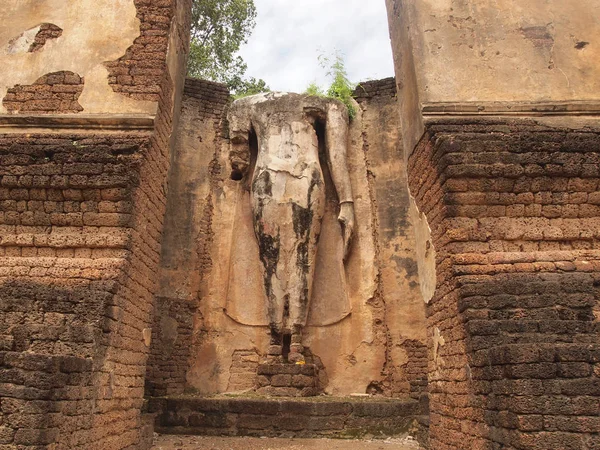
left=188, top=0, right=269, bottom=95
left=228, top=75, right=270, bottom=98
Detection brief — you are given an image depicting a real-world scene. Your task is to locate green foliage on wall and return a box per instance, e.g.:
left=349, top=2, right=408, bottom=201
left=305, top=52, right=357, bottom=120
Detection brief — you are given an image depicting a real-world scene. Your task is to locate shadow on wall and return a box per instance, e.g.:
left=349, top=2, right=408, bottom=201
left=0, top=279, right=110, bottom=447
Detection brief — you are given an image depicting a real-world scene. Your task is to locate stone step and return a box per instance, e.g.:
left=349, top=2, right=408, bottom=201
left=147, top=395, right=421, bottom=439
left=256, top=363, right=323, bottom=397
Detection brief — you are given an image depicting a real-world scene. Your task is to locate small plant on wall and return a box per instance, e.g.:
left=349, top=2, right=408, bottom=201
left=305, top=51, right=357, bottom=120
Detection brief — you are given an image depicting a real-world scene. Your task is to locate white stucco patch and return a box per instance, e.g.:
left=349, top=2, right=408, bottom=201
left=432, top=326, right=445, bottom=368
left=5, top=25, right=41, bottom=55
left=409, top=194, right=436, bottom=304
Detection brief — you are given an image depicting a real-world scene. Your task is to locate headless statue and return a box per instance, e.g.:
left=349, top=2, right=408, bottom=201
left=228, top=93, right=354, bottom=363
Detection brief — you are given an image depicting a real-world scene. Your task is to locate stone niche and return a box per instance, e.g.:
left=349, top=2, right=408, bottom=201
left=146, top=78, right=427, bottom=400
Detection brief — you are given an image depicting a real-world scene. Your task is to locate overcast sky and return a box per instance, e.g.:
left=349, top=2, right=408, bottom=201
left=237, top=0, right=395, bottom=93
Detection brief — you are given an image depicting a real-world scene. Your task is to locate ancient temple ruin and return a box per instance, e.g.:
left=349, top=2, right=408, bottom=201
left=0, top=1, right=599, bottom=449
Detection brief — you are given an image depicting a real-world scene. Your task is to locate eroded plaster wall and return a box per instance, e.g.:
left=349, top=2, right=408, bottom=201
left=393, top=0, right=600, bottom=106
left=0, top=0, right=164, bottom=115
left=354, top=79, right=428, bottom=400
left=0, top=1, right=192, bottom=448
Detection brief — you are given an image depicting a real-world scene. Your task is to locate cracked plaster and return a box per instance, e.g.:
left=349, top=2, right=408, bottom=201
left=0, top=0, right=156, bottom=114
left=401, top=0, right=600, bottom=103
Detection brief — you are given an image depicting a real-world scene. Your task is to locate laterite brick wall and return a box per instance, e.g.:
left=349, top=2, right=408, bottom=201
left=408, top=119, right=600, bottom=449
left=106, top=0, right=180, bottom=102
left=0, top=0, right=192, bottom=448
left=3, top=71, right=84, bottom=114
left=0, top=131, right=151, bottom=448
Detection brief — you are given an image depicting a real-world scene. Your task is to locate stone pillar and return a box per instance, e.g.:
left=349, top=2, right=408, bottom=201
left=387, top=1, right=600, bottom=448
left=0, top=1, right=191, bottom=448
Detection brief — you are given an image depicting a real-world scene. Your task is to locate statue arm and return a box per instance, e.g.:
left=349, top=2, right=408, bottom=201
left=325, top=101, right=355, bottom=260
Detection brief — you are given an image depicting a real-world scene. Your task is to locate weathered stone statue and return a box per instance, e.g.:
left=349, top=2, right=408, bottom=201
left=228, top=93, right=354, bottom=363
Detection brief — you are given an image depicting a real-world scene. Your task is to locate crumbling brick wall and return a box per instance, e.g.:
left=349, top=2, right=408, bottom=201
left=354, top=78, right=429, bottom=403
left=145, top=78, right=230, bottom=397
left=3, top=71, right=84, bottom=114
left=28, top=24, right=63, bottom=53
left=354, top=77, right=397, bottom=102
left=407, top=119, right=600, bottom=449
left=0, top=0, right=192, bottom=447
left=0, top=132, right=150, bottom=447
left=105, top=0, right=178, bottom=102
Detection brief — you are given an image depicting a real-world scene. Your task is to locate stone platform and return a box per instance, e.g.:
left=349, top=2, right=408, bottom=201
left=147, top=396, right=421, bottom=439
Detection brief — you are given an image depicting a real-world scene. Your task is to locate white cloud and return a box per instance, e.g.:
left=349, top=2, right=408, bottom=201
left=238, top=0, right=394, bottom=93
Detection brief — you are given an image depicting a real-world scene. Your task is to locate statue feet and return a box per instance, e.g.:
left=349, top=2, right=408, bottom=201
left=265, top=326, right=307, bottom=363
left=268, top=344, right=283, bottom=356
left=288, top=343, right=305, bottom=364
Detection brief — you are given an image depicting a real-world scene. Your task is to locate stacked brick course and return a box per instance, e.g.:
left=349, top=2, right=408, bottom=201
left=3, top=71, right=84, bottom=114
left=353, top=77, right=397, bottom=102
left=0, top=0, right=192, bottom=447
left=401, top=339, right=428, bottom=402
left=150, top=396, right=420, bottom=438
left=183, top=78, right=230, bottom=109
left=0, top=132, right=150, bottom=448
left=105, top=0, right=181, bottom=102
left=227, top=350, right=261, bottom=392
left=256, top=362, right=323, bottom=397
left=407, top=119, right=600, bottom=449
left=28, top=24, right=63, bottom=53
left=144, top=297, right=196, bottom=397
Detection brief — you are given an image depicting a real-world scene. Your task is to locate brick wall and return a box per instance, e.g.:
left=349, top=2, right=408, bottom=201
left=407, top=119, right=600, bottom=449
left=0, top=0, right=192, bottom=447
left=145, top=78, right=229, bottom=397
left=105, top=0, right=178, bottom=102
left=0, top=132, right=150, bottom=448
left=354, top=77, right=397, bottom=102
left=144, top=297, right=196, bottom=397
left=3, top=71, right=84, bottom=114
left=28, top=24, right=63, bottom=53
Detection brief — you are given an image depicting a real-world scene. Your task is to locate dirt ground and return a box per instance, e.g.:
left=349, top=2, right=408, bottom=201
left=152, top=435, right=422, bottom=450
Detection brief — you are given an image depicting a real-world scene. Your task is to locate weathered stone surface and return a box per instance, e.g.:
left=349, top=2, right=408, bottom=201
left=151, top=396, right=420, bottom=439
left=387, top=0, right=600, bottom=105
left=154, top=80, right=427, bottom=399
left=227, top=93, right=355, bottom=360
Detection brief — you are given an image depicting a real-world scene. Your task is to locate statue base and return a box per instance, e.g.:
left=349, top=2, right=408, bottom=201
left=256, top=363, right=322, bottom=397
